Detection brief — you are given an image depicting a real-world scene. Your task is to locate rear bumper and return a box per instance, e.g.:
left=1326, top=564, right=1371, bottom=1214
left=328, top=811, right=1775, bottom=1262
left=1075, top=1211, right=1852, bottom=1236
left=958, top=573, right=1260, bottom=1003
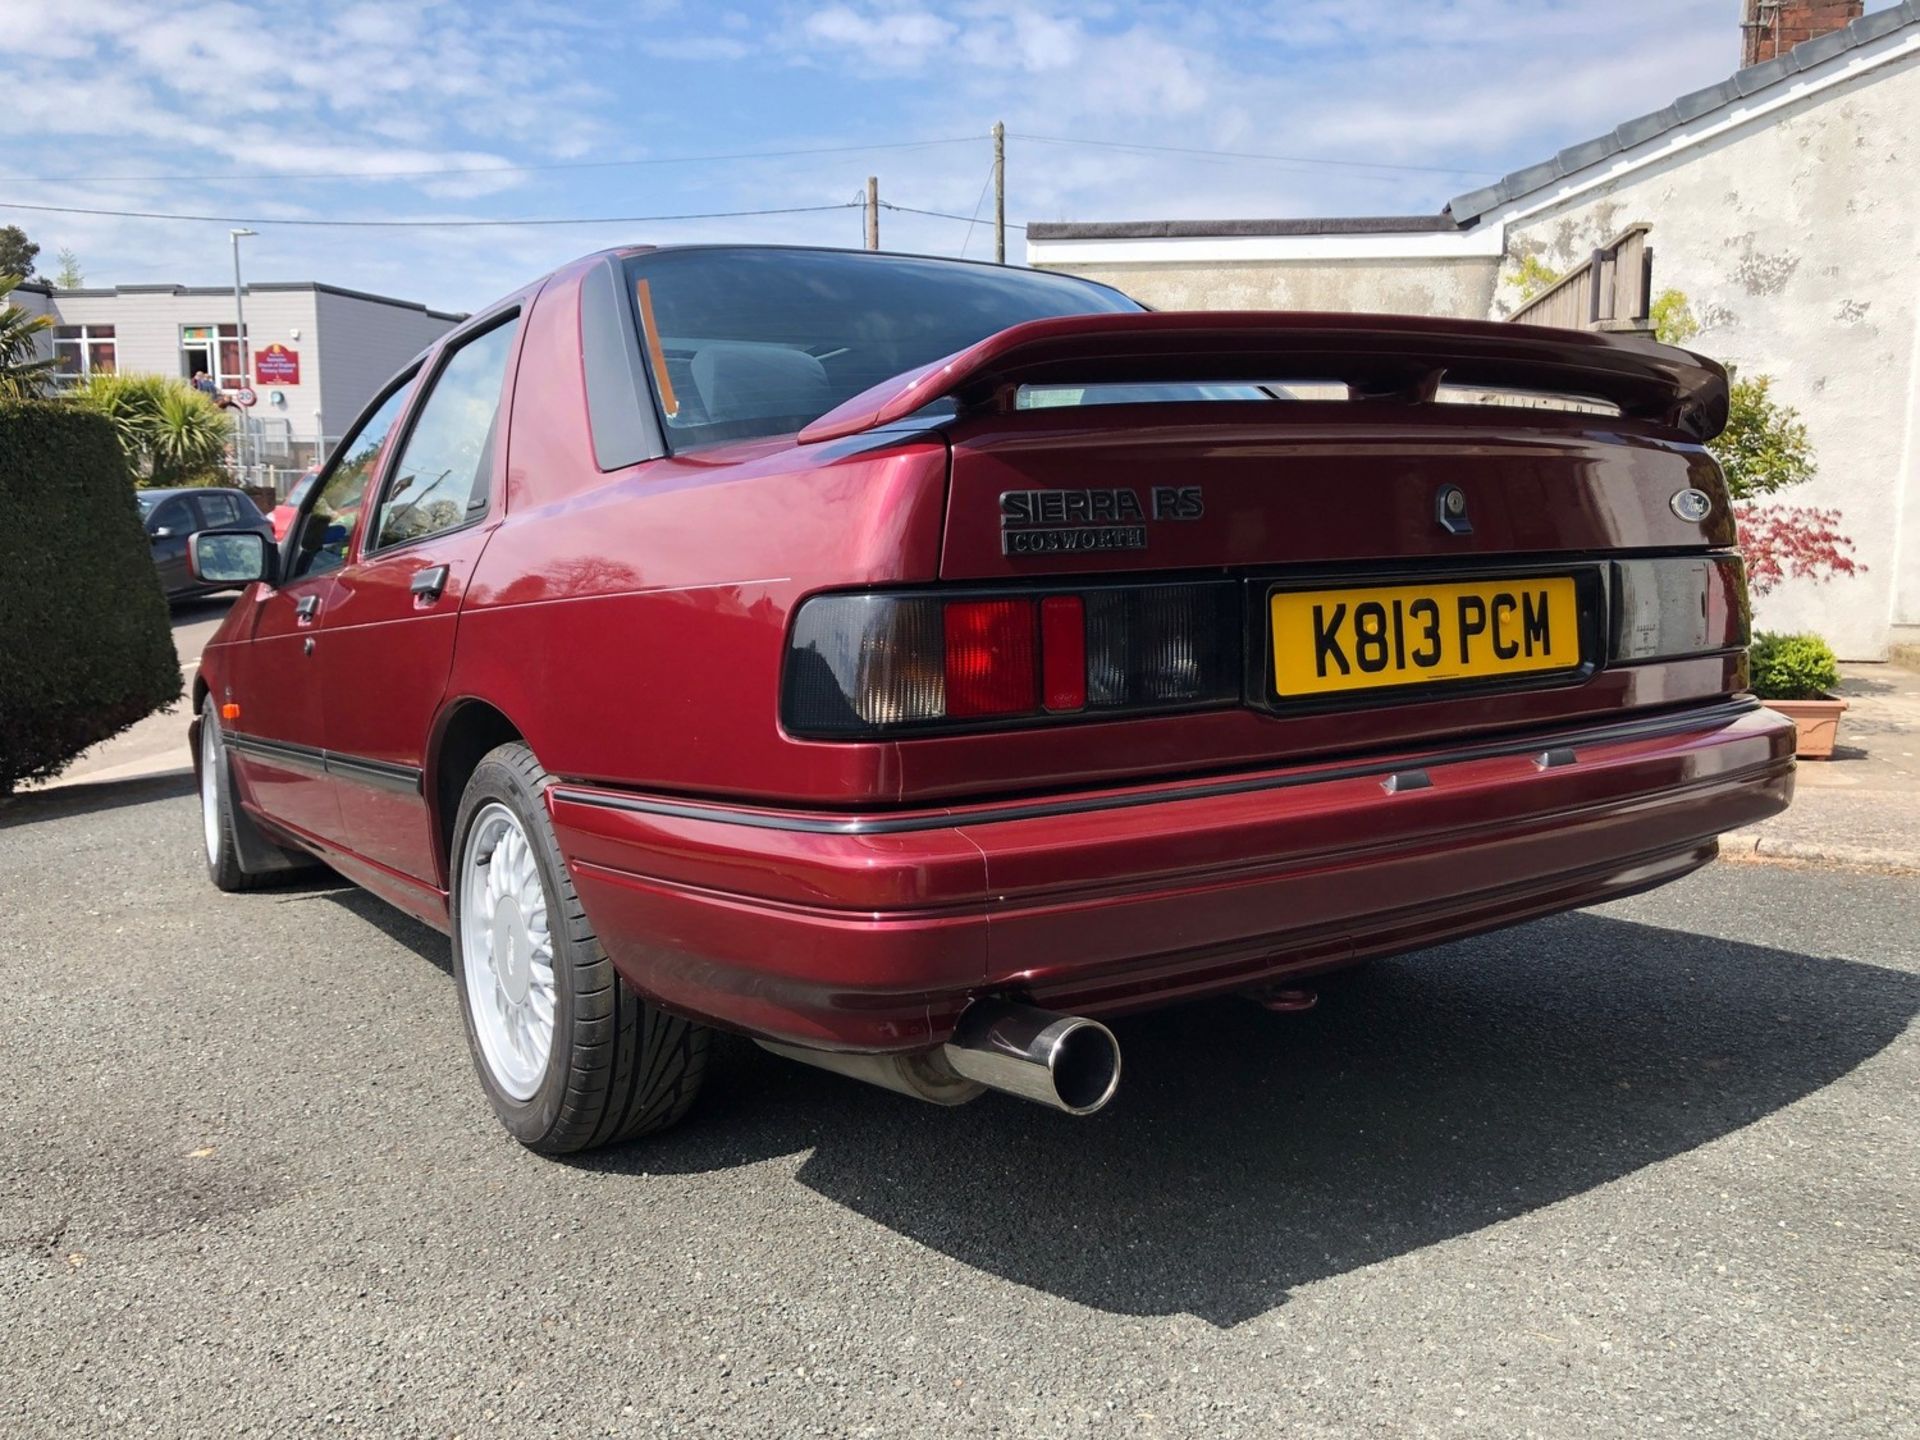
left=550, top=701, right=1794, bottom=1051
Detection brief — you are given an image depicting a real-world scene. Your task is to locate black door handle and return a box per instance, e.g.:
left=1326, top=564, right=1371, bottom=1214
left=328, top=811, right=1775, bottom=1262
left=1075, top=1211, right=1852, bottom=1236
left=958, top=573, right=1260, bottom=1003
left=295, top=594, right=320, bottom=623
left=410, top=564, right=450, bottom=602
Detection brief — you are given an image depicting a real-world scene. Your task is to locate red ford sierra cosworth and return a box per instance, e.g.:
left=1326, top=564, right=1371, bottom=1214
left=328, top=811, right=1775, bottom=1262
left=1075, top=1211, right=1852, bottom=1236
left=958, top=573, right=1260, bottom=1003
left=185, top=245, right=1793, bottom=1153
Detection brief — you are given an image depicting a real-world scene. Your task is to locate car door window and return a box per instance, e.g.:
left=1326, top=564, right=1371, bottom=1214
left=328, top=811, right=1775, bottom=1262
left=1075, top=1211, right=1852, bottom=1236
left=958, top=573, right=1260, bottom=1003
left=149, top=497, right=193, bottom=535
left=368, top=317, right=517, bottom=553
left=194, top=491, right=243, bottom=528
left=290, top=378, right=415, bottom=580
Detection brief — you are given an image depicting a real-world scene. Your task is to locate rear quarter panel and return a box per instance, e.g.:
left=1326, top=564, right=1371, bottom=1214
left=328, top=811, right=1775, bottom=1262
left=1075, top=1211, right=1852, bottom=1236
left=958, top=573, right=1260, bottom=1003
left=448, top=266, right=949, bottom=801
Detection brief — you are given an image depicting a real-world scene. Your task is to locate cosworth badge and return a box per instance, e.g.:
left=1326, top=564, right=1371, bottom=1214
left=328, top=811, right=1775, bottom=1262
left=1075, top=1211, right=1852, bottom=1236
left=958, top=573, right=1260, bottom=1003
left=999, top=486, right=1204, bottom=555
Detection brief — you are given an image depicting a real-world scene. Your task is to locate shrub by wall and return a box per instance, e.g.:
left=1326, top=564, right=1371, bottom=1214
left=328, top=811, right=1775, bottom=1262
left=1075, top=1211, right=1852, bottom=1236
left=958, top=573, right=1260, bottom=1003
left=0, top=401, right=181, bottom=791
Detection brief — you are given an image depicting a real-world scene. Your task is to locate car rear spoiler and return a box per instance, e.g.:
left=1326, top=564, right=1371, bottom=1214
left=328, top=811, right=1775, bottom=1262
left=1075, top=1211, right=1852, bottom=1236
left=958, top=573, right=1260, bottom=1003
left=796, top=310, right=1730, bottom=444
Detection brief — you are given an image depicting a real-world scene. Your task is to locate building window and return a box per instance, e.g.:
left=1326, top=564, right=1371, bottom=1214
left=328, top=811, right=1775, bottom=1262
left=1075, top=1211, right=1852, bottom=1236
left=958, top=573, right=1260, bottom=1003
left=181, top=323, right=249, bottom=390
left=52, top=324, right=116, bottom=382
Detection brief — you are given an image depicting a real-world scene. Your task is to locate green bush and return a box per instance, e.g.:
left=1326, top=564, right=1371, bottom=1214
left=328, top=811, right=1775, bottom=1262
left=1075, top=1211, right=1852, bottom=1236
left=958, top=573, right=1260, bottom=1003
left=0, top=401, right=181, bottom=791
left=1749, top=631, right=1839, bottom=701
left=68, top=372, right=231, bottom=487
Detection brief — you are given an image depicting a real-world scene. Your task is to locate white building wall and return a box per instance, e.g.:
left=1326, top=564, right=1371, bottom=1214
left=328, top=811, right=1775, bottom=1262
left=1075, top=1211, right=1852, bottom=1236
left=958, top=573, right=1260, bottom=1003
left=1035, top=255, right=1501, bottom=319
left=1495, top=47, right=1920, bottom=659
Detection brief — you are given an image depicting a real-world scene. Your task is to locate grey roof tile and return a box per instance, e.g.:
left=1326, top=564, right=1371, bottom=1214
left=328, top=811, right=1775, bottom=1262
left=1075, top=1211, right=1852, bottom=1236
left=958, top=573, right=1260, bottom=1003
left=1613, top=108, right=1678, bottom=148
left=1792, top=28, right=1856, bottom=65
left=1555, top=135, right=1620, bottom=172
left=1735, top=55, right=1796, bottom=94
left=1671, top=80, right=1736, bottom=120
left=1853, top=4, right=1910, bottom=39
left=1447, top=184, right=1503, bottom=220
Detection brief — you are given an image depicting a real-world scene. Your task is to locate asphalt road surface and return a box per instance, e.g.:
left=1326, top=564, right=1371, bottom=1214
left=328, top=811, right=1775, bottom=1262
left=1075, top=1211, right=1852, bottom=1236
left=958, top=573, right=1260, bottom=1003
left=2, top=780, right=1914, bottom=1437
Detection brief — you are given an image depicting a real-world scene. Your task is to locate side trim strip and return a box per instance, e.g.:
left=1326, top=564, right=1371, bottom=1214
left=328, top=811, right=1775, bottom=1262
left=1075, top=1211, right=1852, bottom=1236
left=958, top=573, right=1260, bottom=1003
left=325, top=753, right=426, bottom=795
left=551, top=698, right=1768, bottom=837
left=227, top=731, right=329, bottom=776
left=227, top=732, right=424, bottom=796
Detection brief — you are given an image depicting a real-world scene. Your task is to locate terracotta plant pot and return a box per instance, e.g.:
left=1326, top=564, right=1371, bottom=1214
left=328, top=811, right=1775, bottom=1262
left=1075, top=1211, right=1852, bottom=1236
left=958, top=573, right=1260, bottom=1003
left=1761, top=695, right=1849, bottom=760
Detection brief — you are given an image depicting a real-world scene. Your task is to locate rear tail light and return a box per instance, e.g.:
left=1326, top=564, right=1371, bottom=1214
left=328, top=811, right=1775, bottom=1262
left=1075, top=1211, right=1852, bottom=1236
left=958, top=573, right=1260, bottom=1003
left=1609, top=555, right=1748, bottom=662
left=783, top=583, right=1240, bottom=738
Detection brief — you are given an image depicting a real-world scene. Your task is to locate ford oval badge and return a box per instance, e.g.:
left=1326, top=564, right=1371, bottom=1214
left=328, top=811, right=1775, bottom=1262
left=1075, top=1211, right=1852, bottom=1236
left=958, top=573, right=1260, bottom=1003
left=1670, top=488, right=1712, bottom=522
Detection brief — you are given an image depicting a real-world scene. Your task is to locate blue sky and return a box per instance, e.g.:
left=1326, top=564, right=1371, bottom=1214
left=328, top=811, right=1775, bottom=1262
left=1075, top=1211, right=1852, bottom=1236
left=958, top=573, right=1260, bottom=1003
left=0, top=0, right=1840, bottom=312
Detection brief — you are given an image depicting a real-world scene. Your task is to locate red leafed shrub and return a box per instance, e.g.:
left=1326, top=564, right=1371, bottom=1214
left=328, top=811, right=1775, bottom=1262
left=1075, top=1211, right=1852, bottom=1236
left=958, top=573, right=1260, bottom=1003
left=1734, top=502, right=1861, bottom=598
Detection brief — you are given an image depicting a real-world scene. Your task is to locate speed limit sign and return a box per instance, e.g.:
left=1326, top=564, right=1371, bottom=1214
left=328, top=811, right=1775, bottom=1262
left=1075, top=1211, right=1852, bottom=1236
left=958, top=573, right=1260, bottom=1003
left=231, top=387, right=258, bottom=408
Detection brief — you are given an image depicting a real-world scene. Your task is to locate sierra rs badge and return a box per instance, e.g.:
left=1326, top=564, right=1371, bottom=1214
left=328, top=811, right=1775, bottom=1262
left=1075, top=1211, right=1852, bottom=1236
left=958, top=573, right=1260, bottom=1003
left=1000, top=486, right=1204, bottom=555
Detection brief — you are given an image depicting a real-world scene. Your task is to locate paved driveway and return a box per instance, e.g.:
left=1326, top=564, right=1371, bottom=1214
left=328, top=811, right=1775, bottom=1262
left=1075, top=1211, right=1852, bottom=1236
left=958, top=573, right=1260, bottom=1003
left=1, top=784, right=1914, bottom=1437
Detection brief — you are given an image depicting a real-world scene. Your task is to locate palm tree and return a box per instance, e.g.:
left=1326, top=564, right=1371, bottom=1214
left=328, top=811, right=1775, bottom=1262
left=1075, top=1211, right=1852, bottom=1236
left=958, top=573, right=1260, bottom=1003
left=69, top=371, right=233, bottom=485
left=147, top=381, right=232, bottom=486
left=0, top=274, right=55, bottom=399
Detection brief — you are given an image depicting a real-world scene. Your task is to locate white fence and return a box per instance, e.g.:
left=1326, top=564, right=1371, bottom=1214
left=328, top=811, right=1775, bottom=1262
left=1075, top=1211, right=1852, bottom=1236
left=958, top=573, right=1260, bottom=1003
left=228, top=413, right=337, bottom=498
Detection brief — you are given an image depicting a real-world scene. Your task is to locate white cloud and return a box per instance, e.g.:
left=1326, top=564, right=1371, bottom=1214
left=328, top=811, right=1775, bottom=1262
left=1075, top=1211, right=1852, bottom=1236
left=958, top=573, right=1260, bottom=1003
left=799, top=4, right=959, bottom=65
left=0, top=0, right=1828, bottom=309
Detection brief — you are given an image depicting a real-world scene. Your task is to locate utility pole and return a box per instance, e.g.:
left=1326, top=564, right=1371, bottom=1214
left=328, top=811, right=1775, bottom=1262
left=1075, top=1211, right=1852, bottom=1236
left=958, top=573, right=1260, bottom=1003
left=229, top=228, right=256, bottom=482
left=865, top=176, right=879, bottom=251
left=992, top=121, right=1005, bottom=264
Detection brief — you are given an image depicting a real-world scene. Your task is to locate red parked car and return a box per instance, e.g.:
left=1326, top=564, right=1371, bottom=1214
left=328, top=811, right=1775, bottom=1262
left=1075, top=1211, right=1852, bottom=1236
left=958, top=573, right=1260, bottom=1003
left=268, top=466, right=320, bottom=542
left=186, top=245, right=1793, bottom=1153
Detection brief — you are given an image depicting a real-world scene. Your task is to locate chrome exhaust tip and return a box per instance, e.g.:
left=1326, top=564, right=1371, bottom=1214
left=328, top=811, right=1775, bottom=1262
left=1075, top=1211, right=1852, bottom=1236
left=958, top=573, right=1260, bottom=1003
left=942, top=999, right=1121, bottom=1115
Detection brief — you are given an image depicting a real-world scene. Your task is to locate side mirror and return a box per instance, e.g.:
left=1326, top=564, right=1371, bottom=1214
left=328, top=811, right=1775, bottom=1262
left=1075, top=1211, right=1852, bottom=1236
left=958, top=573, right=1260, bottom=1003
left=150, top=526, right=174, bottom=540
left=189, top=529, right=277, bottom=587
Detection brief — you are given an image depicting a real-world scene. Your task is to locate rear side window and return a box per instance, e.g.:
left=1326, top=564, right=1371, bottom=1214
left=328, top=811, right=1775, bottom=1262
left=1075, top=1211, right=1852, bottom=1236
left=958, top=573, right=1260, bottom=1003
left=622, top=248, right=1139, bottom=448
left=194, top=491, right=248, bottom=527
left=368, top=317, right=517, bottom=552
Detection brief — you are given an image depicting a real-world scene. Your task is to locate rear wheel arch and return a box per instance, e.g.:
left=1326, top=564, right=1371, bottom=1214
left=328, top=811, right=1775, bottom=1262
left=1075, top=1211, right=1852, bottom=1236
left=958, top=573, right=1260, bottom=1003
left=427, top=698, right=527, bottom=884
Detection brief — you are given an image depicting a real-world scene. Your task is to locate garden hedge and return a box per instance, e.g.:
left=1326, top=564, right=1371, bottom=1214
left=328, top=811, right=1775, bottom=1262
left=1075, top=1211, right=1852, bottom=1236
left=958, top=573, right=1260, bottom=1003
left=0, top=401, right=181, bottom=791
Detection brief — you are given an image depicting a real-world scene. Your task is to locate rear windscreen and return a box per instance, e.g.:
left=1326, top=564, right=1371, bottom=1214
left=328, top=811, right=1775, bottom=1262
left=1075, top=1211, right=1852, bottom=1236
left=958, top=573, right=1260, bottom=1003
left=621, top=248, right=1140, bottom=447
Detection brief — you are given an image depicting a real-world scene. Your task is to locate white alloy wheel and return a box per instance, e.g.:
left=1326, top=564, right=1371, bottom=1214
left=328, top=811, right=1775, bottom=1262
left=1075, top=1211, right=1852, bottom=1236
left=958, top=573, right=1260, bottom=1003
left=200, top=717, right=223, bottom=866
left=459, top=801, right=558, bottom=1100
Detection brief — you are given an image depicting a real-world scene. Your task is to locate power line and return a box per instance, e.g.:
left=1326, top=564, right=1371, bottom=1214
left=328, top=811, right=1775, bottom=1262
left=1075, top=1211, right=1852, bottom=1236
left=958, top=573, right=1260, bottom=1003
left=883, top=201, right=1028, bottom=232
left=1009, top=132, right=1497, bottom=178
left=0, top=198, right=862, bottom=229
left=0, top=136, right=985, bottom=186
left=956, top=165, right=996, bottom=258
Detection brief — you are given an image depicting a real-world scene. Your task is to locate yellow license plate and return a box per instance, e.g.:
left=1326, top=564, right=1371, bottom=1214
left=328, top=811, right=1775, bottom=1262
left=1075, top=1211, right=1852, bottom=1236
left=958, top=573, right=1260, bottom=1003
left=1271, top=576, right=1580, bottom=698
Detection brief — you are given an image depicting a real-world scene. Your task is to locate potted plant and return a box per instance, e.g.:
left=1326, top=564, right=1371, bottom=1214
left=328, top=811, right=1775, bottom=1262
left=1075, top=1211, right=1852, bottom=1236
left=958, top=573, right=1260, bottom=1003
left=1750, top=631, right=1847, bottom=759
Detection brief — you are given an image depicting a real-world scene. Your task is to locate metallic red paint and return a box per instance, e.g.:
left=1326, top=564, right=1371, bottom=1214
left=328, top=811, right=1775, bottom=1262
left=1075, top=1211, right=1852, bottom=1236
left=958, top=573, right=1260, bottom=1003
left=191, top=247, right=1792, bottom=1066
left=551, top=705, right=1793, bottom=1050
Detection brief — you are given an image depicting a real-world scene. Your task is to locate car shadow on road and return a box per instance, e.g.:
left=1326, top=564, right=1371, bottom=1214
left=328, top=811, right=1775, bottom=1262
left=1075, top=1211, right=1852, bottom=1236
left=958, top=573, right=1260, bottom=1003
left=317, top=886, right=452, bottom=976
left=576, top=908, right=1918, bottom=1328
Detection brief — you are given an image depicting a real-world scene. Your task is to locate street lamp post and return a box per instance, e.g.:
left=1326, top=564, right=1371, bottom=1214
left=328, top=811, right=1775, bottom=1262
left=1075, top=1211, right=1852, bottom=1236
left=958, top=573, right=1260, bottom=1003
left=230, top=228, right=256, bottom=484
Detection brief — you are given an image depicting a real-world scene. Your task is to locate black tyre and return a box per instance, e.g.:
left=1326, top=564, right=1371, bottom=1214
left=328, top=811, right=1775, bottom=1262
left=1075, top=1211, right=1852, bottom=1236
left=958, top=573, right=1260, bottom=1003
left=197, top=699, right=317, bottom=891
left=450, top=741, right=708, bottom=1153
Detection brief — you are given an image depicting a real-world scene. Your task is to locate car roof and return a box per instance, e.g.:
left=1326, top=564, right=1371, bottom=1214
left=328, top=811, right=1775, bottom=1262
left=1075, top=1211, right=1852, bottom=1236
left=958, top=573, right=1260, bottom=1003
left=143, top=486, right=240, bottom=499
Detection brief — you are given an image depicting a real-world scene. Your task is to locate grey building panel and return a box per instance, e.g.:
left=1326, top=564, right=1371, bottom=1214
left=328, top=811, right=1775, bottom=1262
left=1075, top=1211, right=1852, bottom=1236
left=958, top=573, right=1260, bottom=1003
left=312, top=290, right=456, bottom=441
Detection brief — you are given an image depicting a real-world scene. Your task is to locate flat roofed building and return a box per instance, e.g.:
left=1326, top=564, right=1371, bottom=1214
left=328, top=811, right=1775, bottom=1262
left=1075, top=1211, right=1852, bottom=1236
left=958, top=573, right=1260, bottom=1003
left=11, top=278, right=464, bottom=477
